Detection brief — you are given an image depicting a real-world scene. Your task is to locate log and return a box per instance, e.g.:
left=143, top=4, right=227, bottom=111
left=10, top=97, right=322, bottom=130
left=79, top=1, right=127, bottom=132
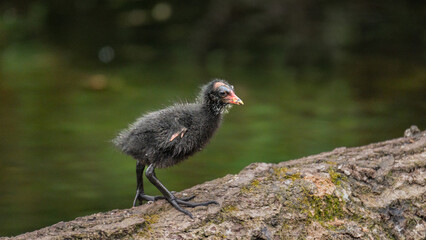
left=2, top=127, right=425, bottom=240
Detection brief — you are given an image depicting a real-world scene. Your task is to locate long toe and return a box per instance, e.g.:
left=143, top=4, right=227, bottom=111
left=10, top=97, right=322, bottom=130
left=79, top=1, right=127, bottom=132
left=134, top=194, right=167, bottom=206
left=176, top=199, right=219, bottom=208
left=177, top=195, right=196, bottom=201
left=140, top=194, right=166, bottom=202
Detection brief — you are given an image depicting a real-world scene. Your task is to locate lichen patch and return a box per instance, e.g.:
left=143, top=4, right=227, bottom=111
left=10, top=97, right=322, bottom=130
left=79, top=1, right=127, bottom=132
left=304, top=175, right=336, bottom=197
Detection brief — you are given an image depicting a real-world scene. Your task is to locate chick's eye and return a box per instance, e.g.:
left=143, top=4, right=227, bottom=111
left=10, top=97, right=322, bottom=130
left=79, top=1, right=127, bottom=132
left=218, top=91, right=227, bottom=97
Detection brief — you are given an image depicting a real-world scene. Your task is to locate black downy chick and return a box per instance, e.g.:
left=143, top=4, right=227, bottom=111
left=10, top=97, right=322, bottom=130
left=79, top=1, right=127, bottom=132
left=113, top=79, right=243, bottom=218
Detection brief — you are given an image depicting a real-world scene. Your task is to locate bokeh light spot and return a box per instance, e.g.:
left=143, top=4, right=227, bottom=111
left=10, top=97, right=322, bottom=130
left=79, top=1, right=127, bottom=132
left=152, top=2, right=172, bottom=21
left=98, top=46, right=115, bottom=63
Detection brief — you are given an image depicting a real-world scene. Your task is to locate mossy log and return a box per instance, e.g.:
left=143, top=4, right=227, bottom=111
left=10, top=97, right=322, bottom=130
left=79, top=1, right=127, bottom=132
left=3, top=127, right=425, bottom=240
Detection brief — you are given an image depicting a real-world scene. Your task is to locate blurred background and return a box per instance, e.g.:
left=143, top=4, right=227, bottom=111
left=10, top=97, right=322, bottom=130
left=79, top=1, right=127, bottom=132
left=0, top=0, right=425, bottom=236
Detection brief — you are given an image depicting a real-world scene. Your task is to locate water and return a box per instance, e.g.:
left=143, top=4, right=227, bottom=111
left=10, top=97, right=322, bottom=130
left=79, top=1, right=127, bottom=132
left=0, top=44, right=424, bottom=236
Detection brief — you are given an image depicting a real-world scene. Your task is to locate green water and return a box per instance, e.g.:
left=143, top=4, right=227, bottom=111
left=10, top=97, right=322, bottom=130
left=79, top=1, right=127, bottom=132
left=0, top=44, right=424, bottom=236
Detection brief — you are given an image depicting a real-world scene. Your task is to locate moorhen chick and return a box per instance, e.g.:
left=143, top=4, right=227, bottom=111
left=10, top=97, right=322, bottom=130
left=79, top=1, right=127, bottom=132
left=113, top=79, right=243, bottom=218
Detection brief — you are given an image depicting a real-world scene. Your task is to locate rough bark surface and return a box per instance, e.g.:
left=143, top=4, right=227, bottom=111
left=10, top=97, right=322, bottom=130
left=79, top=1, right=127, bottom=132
left=3, top=128, right=425, bottom=240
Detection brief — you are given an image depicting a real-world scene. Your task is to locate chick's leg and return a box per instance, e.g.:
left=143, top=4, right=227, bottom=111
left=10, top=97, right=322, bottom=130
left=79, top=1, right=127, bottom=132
left=133, top=160, right=163, bottom=206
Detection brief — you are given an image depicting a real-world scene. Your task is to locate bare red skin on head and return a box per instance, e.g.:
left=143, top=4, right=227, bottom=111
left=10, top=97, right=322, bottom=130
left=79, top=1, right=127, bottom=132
left=213, top=81, right=227, bottom=90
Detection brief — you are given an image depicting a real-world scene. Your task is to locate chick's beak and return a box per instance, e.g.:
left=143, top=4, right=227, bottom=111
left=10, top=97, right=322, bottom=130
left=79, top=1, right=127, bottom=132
left=226, top=91, right=244, bottom=105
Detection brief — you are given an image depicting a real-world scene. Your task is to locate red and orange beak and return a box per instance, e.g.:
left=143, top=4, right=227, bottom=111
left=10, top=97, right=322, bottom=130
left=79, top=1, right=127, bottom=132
left=225, top=91, right=244, bottom=105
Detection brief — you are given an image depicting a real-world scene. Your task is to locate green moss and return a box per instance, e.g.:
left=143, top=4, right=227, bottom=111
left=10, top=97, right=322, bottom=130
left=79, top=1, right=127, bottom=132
left=241, top=179, right=261, bottom=193
left=240, top=187, right=250, bottom=193
left=293, top=184, right=346, bottom=224
left=217, top=232, right=227, bottom=239
left=307, top=195, right=345, bottom=222
left=213, top=204, right=239, bottom=224
left=326, top=161, right=337, bottom=165
left=251, top=179, right=260, bottom=187
left=274, top=167, right=289, bottom=177
left=286, top=172, right=301, bottom=180
left=145, top=214, right=159, bottom=222
left=221, top=205, right=238, bottom=213
left=137, top=214, right=160, bottom=237
left=328, top=168, right=345, bottom=186
left=273, top=167, right=301, bottom=181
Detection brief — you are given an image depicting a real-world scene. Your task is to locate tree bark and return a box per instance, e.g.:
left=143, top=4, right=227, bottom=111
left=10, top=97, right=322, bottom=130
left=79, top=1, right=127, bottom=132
left=3, top=127, right=425, bottom=240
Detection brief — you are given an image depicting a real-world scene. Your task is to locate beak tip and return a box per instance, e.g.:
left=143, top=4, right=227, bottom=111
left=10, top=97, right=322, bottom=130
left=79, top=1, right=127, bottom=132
left=227, top=93, right=244, bottom=105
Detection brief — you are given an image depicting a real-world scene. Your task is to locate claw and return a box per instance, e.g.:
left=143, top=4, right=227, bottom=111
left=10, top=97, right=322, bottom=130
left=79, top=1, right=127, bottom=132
left=169, top=198, right=193, bottom=218
left=133, top=193, right=167, bottom=206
